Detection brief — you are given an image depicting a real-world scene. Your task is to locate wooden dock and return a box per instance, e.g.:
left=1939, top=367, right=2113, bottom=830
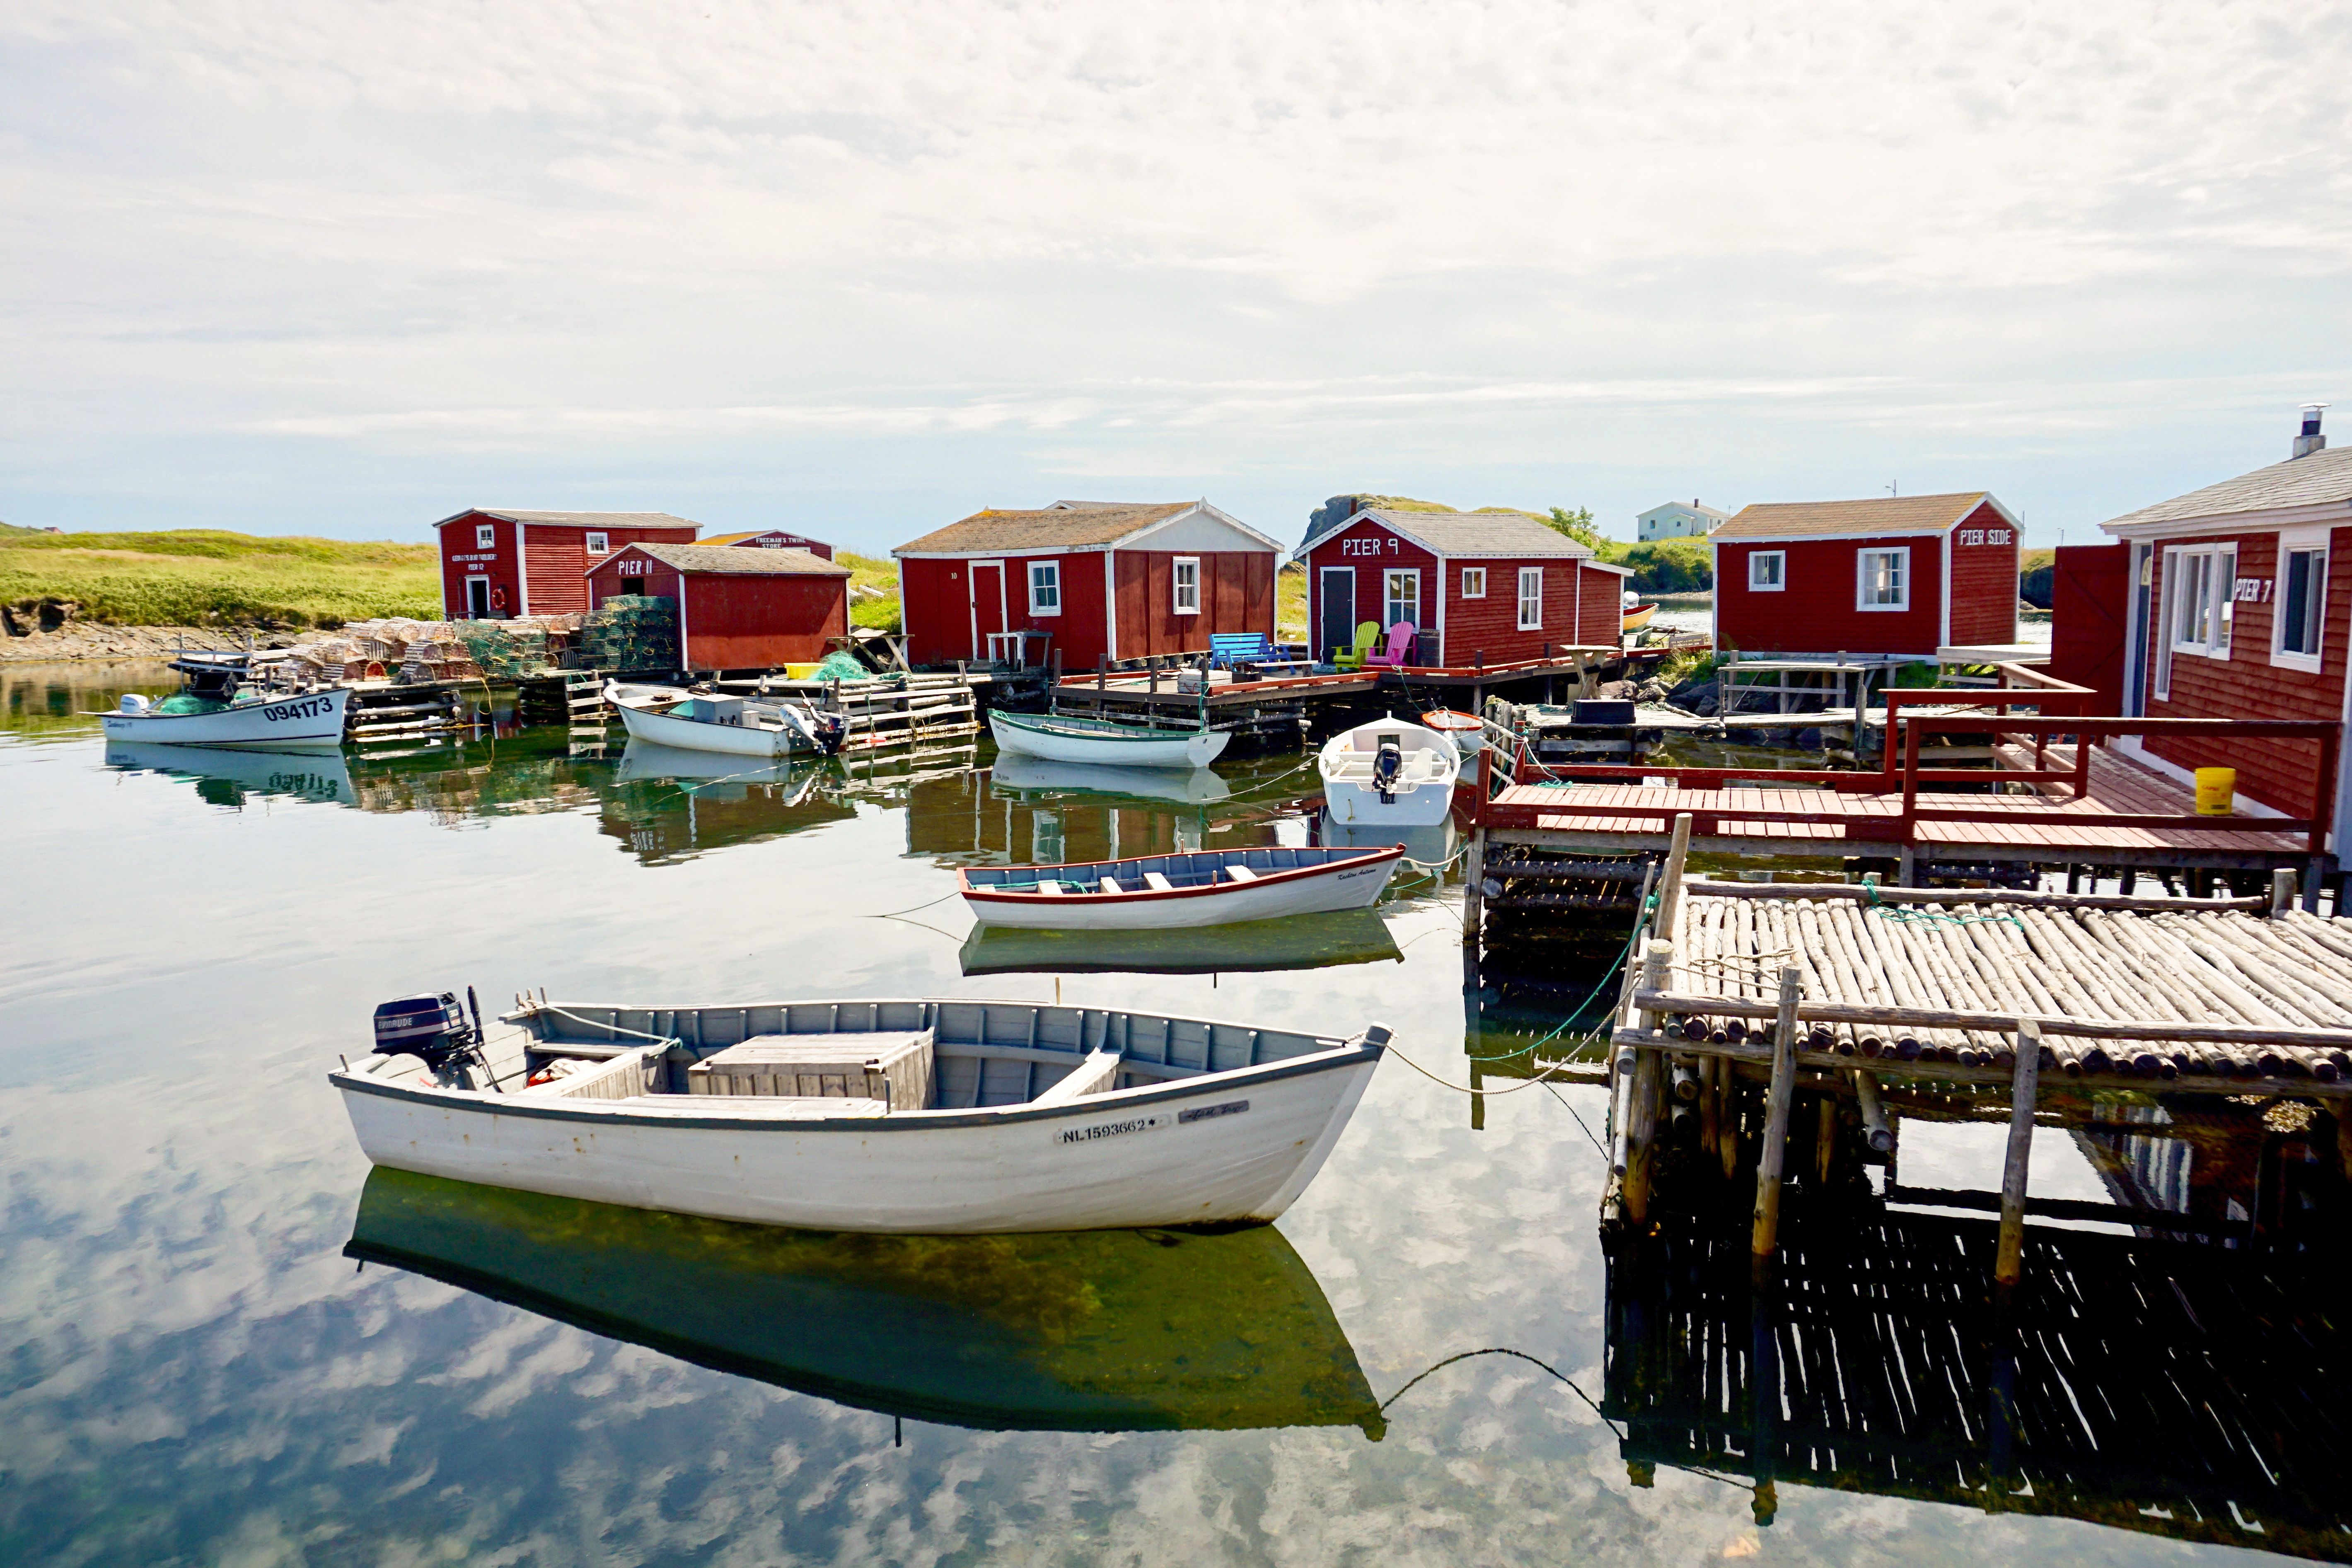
left=1054, top=647, right=1624, bottom=729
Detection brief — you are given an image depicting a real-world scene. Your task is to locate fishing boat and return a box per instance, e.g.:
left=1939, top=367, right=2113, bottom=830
left=345, top=1167, right=1383, bottom=1435
left=99, top=683, right=351, bottom=749
left=960, top=844, right=1404, bottom=930
left=607, top=681, right=844, bottom=758
left=1622, top=592, right=1658, bottom=634
left=989, top=709, right=1229, bottom=769
left=1317, top=715, right=1462, bottom=828
left=1421, top=708, right=1488, bottom=754
left=332, top=993, right=1388, bottom=1234
left=989, top=752, right=1232, bottom=804
left=959, top=908, right=1402, bottom=976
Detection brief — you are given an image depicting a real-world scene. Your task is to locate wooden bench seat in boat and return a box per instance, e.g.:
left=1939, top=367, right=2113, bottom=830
left=1143, top=872, right=1174, bottom=892
left=1026, top=1050, right=1124, bottom=1108
left=687, top=1031, right=933, bottom=1110
left=1223, top=865, right=1259, bottom=883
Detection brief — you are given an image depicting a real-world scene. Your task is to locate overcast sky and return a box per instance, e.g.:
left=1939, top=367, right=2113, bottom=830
left=4, top=1, right=2347, bottom=553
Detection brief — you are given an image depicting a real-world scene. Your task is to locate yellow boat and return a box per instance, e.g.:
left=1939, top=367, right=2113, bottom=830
left=1621, top=601, right=1658, bottom=633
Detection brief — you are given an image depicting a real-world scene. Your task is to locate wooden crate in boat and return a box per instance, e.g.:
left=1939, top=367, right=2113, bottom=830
left=687, top=1030, right=934, bottom=1110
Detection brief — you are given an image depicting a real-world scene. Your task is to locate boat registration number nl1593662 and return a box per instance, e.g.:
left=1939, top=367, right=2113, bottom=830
left=1056, top=1100, right=1248, bottom=1146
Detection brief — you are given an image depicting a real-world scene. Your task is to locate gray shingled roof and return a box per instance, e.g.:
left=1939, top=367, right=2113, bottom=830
left=1322, top=507, right=1594, bottom=559
left=1711, top=493, right=1996, bottom=541
left=439, top=509, right=702, bottom=531
left=2103, top=445, right=2352, bottom=530
left=617, top=543, right=847, bottom=576
left=895, top=504, right=1192, bottom=554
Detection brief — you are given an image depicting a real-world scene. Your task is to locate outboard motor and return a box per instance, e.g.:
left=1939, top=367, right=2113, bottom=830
left=813, top=708, right=847, bottom=755
left=1372, top=735, right=1404, bottom=805
left=372, top=991, right=483, bottom=1080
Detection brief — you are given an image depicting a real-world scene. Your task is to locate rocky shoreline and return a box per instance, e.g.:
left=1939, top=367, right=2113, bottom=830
left=0, top=624, right=304, bottom=664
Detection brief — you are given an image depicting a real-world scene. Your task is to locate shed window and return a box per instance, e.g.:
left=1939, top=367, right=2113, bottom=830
left=2166, top=544, right=2234, bottom=662
left=1748, top=551, right=1785, bottom=592
left=1028, top=560, right=1061, bottom=616
left=1516, top=568, right=1543, bottom=631
left=1461, top=567, right=1486, bottom=599
left=585, top=532, right=609, bottom=555
left=1856, top=548, right=1908, bottom=611
left=475, top=524, right=496, bottom=549
left=2274, top=535, right=2326, bottom=672
left=1173, top=558, right=1200, bottom=614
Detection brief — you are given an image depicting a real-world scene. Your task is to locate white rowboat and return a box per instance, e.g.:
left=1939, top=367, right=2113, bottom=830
left=1317, top=715, right=1462, bottom=828
left=960, top=845, right=1404, bottom=930
left=333, top=997, right=1388, bottom=1234
left=608, top=682, right=842, bottom=757
left=99, top=686, right=351, bottom=749
left=990, top=710, right=1229, bottom=769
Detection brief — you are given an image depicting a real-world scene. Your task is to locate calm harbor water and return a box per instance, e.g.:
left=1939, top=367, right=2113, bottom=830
left=0, top=662, right=2329, bottom=1566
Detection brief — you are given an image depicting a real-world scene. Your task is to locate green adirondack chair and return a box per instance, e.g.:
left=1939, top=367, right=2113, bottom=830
left=1330, top=620, right=1381, bottom=672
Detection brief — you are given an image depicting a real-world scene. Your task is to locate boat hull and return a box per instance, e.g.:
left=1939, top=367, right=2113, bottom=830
left=336, top=1046, right=1380, bottom=1234
left=964, top=848, right=1401, bottom=930
left=613, top=699, right=810, bottom=757
left=1622, top=604, right=1658, bottom=633
left=1322, top=778, right=1458, bottom=828
left=990, top=711, right=1228, bottom=768
left=97, top=686, right=351, bottom=749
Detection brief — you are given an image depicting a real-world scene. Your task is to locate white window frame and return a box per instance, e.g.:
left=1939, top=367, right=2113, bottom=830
left=2272, top=529, right=2327, bottom=673
left=1856, top=547, right=1909, bottom=612
left=1384, top=568, right=1420, bottom=629
left=585, top=531, right=610, bottom=555
left=1460, top=566, right=1486, bottom=599
left=1516, top=567, right=1543, bottom=631
left=2165, top=543, right=2235, bottom=665
left=1027, top=559, right=1062, bottom=616
left=1172, top=557, right=1200, bottom=615
left=475, top=523, right=496, bottom=549
left=1748, top=551, right=1785, bottom=592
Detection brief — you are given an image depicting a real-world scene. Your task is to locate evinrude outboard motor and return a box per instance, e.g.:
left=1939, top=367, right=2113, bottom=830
left=372, top=990, right=488, bottom=1085
left=1372, top=734, right=1404, bottom=805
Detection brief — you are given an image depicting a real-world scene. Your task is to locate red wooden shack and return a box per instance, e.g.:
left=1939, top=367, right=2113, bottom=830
left=1291, top=507, right=1625, bottom=666
left=585, top=542, right=850, bottom=672
left=2099, top=409, right=2352, bottom=829
left=702, top=528, right=835, bottom=559
left=1710, top=493, right=2022, bottom=658
left=434, top=509, right=700, bottom=620
left=892, top=501, right=1281, bottom=669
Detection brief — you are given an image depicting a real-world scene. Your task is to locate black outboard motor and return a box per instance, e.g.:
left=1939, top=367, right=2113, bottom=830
left=372, top=992, right=479, bottom=1073
left=814, top=709, right=848, bottom=755
left=1372, top=735, right=1404, bottom=805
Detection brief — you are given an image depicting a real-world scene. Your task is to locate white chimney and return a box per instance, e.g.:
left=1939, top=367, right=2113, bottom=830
left=2294, top=403, right=2328, bottom=460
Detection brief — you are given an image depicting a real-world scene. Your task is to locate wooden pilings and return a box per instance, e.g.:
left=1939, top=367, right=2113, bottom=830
left=1750, top=964, right=1803, bottom=1260
left=1994, top=1018, right=2041, bottom=1288
left=1624, top=941, right=1676, bottom=1223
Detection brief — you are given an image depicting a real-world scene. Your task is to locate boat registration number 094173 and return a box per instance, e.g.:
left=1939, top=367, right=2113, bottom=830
left=1057, top=1100, right=1247, bottom=1146
left=262, top=696, right=337, bottom=722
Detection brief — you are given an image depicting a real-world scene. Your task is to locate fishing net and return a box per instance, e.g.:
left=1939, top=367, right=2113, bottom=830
left=153, top=693, right=228, bottom=715
left=807, top=651, right=873, bottom=682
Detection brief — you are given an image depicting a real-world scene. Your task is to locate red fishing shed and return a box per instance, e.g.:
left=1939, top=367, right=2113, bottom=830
left=434, top=509, right=700, bottom=620
left=892, top=501, right=1281, bottom=669
left=585, top=543, right=850, bottom=672
left=2100, top=406, right=2352, bottom=832
left=1709, top=493, right=2022, bottom=658
left=1291, top=507, right=1625, bottom=666
left=702, top=528, right=836, bottom=559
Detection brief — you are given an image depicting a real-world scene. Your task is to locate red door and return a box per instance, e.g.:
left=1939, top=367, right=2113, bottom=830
left=969, top=561, right=1008, bottom=659
left=2051, top=544, right=2128, bottom=716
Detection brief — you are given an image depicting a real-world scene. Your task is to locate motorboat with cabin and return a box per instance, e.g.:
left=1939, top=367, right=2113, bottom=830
left=333, top=989, right=1388, bottom=1233
left=607, top=681, right=845, bottom=758
left=959, top=844, right=1405, bottom=929
left=1317, top=715, right=1462, bottom=828
left=99, top=650, right=352, bottom=749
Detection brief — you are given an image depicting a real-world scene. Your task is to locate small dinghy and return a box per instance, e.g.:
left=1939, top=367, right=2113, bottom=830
left=990, top=709, right=1229, bottom=769
left=989, top=752, right=1233, bottom=805
left=333, top=993, right=1387, bottom=1234
left=960, top=844, right=1404, bottom=930
left=99, top=652, right=351, bottom=749
left=1317, top=715, right=1462, bottom=828
left=607, top=681, right=844, bottom=758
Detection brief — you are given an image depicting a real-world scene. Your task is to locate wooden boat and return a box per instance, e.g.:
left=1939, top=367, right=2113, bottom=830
left=960, top=844, right=1404, bottom=930
left=1622, top=602, right=1658, bottom=633
left=607, top=681, right=844, bottom=758
left=1421, top=708, right=1488, bottom=754
left=344, top=1167, right=1384, bottom=1435
left=989, top=709, right=1229, bottom=769
left=989, top=752, right=1232, bottom=804
left=333, top=994, right=1388, bottom=1234
left=960, top=908, right=1402, bottom=976
left=1317, top=716, right=1461, bottom=828
left=99, top=679, right=350, bottom=749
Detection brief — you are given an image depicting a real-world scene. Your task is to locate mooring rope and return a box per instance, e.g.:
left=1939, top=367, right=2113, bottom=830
left=1859, top=874, right=2023, bottom=930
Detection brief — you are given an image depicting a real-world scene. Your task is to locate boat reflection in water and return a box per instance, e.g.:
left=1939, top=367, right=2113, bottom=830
left=345, top=1168, right=1384, bottom=1437
left=960, top=908, right=1402, bottom=976
left=602, top=739, right=854, bottom=863
left=614, top=739, right=828, bottom=795
left=104, top=740, right=355, bottom=807
left=1319, top=810, right=1458, bottom=872
left=989, top=753, right=1232, bottom=805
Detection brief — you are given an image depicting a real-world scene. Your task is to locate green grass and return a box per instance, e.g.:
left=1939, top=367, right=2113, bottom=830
left=1, top=530, right=441, bottom=629
left=841, top=551, right=902, bottom=633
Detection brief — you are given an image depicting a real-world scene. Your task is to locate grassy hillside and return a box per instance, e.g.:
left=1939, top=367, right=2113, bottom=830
left=1, top=530, right=441, bottom=628
left=840, top=551, right=901, bottom=632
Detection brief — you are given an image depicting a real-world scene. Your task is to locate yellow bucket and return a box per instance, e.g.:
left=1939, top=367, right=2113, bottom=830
left=2194, top=767, right=2236, bottom=816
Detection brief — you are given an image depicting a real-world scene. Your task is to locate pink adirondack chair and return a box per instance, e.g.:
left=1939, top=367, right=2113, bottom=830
left=1363, top=621, right=1417, bottom=669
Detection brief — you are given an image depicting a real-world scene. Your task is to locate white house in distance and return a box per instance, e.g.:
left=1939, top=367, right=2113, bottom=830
left=1637, top=500, right=1732, bottom=541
